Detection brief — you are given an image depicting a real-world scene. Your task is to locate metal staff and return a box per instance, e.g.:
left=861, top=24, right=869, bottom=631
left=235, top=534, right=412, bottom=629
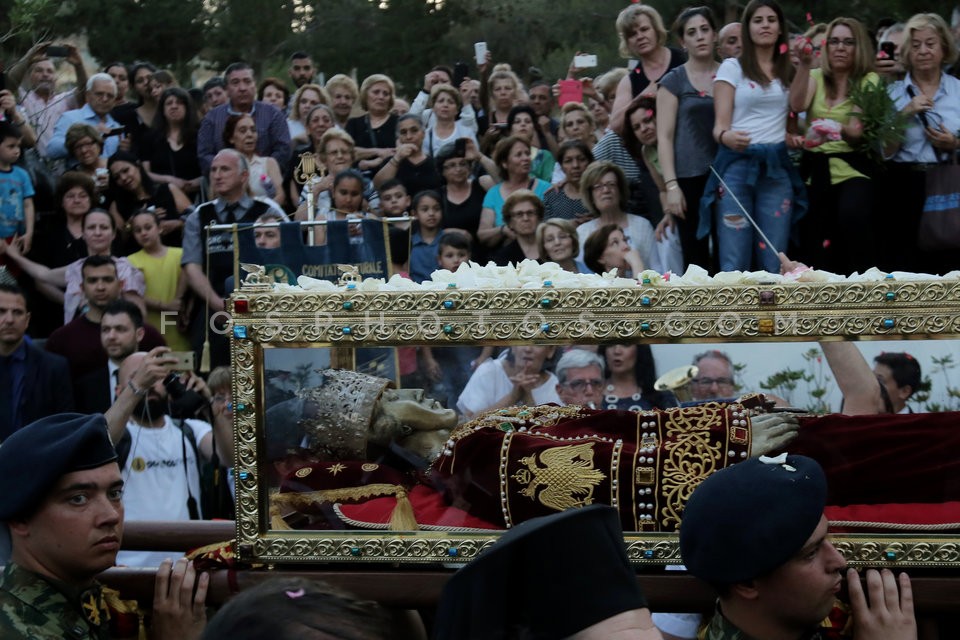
left=708, top=165, right=781, bottom=259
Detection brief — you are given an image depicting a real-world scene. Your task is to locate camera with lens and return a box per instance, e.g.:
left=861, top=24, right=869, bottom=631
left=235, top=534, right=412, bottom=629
left=163, top=372, right=207, bottom=419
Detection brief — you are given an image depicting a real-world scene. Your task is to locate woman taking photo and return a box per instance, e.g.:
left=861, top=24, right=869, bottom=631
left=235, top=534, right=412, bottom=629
left=506, top=105, right=555, bottom=182
left=373, top=114, right=442, bottom=195
left=577, top=160, right=661, bottom=273
left=141, top=87, right=202, bottom=199
left=346, top=74, right=400, bottom=176
left=882, top=12, right=960, bottom=274
left=699, top=0, right=806, bottom=273
left=478, top=63, right=521, bottom=153
left=287, top=83, right=330, bottom=142
left=544, top=139, right=593, bottom=222
left=477, top=136, right=551, bottom=250
left=610, top=4, right=685, bottom=134
left=537, top=218, right=589, bottom=273
left=423, top=83, right=477, bottom=157
left=112, top=62, right=157, bottom=150
left=490, top=189, right=545, bottom=266
left=223, top=114, right=286, bottom=209
left=658, top=6, right=720, bottom=271
left=107, top=151, right=193, bottom=248
left=790, top=17, right=879, bottom=274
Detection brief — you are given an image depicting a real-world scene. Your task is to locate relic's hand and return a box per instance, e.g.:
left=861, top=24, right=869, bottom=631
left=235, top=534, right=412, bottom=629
left=749, top=413, right=799, bottom=457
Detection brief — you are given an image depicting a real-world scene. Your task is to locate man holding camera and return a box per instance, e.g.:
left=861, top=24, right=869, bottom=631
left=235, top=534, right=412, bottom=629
left=105, top=347, right=234, bottom=567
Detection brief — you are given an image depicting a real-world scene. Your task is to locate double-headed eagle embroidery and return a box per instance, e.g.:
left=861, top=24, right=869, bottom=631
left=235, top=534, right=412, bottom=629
left=513, top=443, right=607, bottom=511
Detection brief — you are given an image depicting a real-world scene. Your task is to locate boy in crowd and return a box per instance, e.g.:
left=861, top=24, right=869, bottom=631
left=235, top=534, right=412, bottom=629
left=0, top=122, right=34, bottom=257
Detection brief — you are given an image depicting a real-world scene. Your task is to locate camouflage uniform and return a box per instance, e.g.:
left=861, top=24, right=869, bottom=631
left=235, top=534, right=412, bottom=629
left=0, top=563, right=111, bottom=640
left=700, top=606, right=824, bottom=640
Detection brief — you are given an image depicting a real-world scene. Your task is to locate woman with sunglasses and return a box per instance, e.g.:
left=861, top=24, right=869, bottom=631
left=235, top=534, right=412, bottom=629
left=881, top=13, right=960, bottom=273
left=790, top=17, right=879, bottom=275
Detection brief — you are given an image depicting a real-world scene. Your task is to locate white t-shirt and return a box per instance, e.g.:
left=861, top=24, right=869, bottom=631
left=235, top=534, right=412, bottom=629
left=715, top=58, right=789, bottom=145
left=117, top=416, right=211, bottom=568
left=457, top=355, right=562, bottom=416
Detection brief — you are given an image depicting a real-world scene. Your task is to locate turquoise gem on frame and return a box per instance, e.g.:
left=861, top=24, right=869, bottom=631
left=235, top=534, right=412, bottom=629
left=641, top=296, right=651, bottom=306
left=238, top=471, right=250, bottom=480
left=342, top=326, right=352, bottom=335
left=541, top=323, right=551, bottom=333
left=883, top=319, right=895, bottom=328
left=343, top=301, right=354, bottom=310
left=350, top=547, right=362, bottom=556
left=641, top=322, right=650, bottom=331
left=233, top=325, right=248, bottom=339
left=346, top=282, right=357, bottom=290
left=540, top=298, right=552, bottom=308
left=443, top=300, right=455, bottom=309
left=885, top=551, right=897, bottom=560
left=885, top=292, right=896, bottom=301
left=447, top=282, right=457, bottom=288
left=447, top=547, right=459, bottom=557
left=236, top=403, right=246, bottom=412
left=643, top=549, right=654, bottom=559
left=443, top=324, right=454, bottom=334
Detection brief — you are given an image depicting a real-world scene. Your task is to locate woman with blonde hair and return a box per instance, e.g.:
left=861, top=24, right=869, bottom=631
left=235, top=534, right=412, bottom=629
left=881, top=12, right=960, bottom=273
left=560, top=102, right=597, bottom=147
left=325, top=74, right=359, bottom=128
left=610, top=4, right=685, bottom=134
left=790, top=17, right=879, bottom=274
left=478, top=63, right=522, bottom=154
left=288, top=83, right=331, bottom=142
left=346, top=73, right=399, bottom=176
left=296, top=129, right=379, bottom=220
left=537, top=218, right=589, bottom=273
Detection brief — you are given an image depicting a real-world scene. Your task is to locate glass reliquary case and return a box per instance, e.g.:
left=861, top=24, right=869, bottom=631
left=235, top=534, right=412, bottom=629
left=228, top=266, right=960, bottom=568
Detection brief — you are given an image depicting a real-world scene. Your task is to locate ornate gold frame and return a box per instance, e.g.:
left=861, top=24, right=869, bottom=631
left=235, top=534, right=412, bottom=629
left=230, top=277, right=960, bottom=567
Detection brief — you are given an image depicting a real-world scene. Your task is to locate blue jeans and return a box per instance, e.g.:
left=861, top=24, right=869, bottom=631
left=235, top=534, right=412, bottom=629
left=713, top=149, right=795, bottom=273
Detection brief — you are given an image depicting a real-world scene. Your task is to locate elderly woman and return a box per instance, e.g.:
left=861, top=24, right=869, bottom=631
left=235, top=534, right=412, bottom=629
left=65, top=123, right=110, bottom=197
left=346, top=74, right=400, bottom=176
left=477, top=136, right=552, bottom=249
left=490, top=189, right=544, bottom=265
left=544, top=139, right=594, bottom=221
left=423, top=83, right=478, bottom=156
left=560, top=102, right=597, bottom=148
left=286, top=104, right=337, bottom=206
left=325, top=74, right=359, bottom=129
left=258, top=77, right=289, bottom=113
left=141, top=87, right=202, bottom=198
left=288, top=83, right=330, bottom=142
left=577, top=160, right=661, bottom=272
left=537, top=218, right=589, bottom=273
left=296, top=129, right=379, bottom=220
left=457, top=345, right=562, bottom=420
left=610, top=4, right=685, bottom=134
left=881, top=12, right=960, bottom=274
left=790, top=17, right=879, bottom=274
left=373, top=113, right=442, bottom=195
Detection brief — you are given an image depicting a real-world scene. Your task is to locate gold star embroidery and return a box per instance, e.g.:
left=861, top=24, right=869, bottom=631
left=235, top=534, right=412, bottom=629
left=327, top=463, right=346, bottom=476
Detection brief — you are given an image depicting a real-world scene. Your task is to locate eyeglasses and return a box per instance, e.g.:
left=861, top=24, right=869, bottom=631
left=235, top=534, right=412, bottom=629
left=544, top=232, right=571, bottom=243
left=325, top=148, right=351, bottom=156
left=827, top=38, right=856, bottom=48
left=691, top=377, right=734, bottom=387
left=564, top=378, right=604, bottom=391
left=511, top=209, right=539, bottom=219
left=591, top=181, right=618, bottom=192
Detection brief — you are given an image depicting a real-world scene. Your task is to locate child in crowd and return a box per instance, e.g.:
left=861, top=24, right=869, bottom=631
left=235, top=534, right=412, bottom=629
left=126, top=208, right=191, bottom=350
left=420, top=231, right=492, bottom=410
left=380, top=179, right=413, bottom=274
left=0, top=121, right=34, bottom=260
left=408, top=189, right=444, bottom=284
left=315, top=168, right=374, bottom=246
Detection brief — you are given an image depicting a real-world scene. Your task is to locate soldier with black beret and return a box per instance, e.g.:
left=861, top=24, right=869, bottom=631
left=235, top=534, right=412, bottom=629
left=0, top=413, right=210, bottom=639
left=680, top=453, right=917, bottom=640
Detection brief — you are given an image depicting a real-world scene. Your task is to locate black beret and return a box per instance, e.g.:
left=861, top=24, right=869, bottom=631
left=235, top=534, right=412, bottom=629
left=680, top=454, right=827, bottom=584
left=0, top=413, right=118, bottom=520
left=434, top=504, right=647, bottom=640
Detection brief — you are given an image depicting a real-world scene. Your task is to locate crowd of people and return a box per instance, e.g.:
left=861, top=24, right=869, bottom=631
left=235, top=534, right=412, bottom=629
left=0, top=1, right=955, bottom=638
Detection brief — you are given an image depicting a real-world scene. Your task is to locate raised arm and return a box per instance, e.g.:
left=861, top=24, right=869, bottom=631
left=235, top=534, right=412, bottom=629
left=820, top=342, right=885, bottom=414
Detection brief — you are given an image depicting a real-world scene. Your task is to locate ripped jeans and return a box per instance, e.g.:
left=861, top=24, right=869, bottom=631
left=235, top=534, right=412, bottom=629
left=713, top=152, right=794, bottom=273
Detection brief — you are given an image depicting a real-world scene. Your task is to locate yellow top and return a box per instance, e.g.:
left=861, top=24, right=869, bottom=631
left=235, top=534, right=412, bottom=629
left=807, top=69, right=880, bottom=184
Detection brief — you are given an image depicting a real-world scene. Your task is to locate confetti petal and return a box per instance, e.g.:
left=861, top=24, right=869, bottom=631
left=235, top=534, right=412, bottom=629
left=645, top=109, right=654, bottom=118
left=774, top=210, right=781, bottom=217
left=822, top=239, right=831, bottom=248
left=806, top=11, right=814, bottom=25
left=749, top=82, right=756, bottom=89
left=758, top=242, right=766, bottom=250
left=285, top=588, right=306, bottom=599
left=698, top=90, right=706, bottom=97
left=779, top=43, right=788, bottom=54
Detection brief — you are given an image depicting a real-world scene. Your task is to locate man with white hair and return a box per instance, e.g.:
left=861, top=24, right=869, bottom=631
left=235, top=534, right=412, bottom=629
left=46, top=73, right=123, bottom=160
left=555, top=349, right=605, bottom=408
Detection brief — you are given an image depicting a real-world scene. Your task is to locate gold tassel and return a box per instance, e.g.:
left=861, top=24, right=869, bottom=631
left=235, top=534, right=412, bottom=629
left=200, top=339, right=211, bottom=374
left=388, top=488, right=419, bottom=531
